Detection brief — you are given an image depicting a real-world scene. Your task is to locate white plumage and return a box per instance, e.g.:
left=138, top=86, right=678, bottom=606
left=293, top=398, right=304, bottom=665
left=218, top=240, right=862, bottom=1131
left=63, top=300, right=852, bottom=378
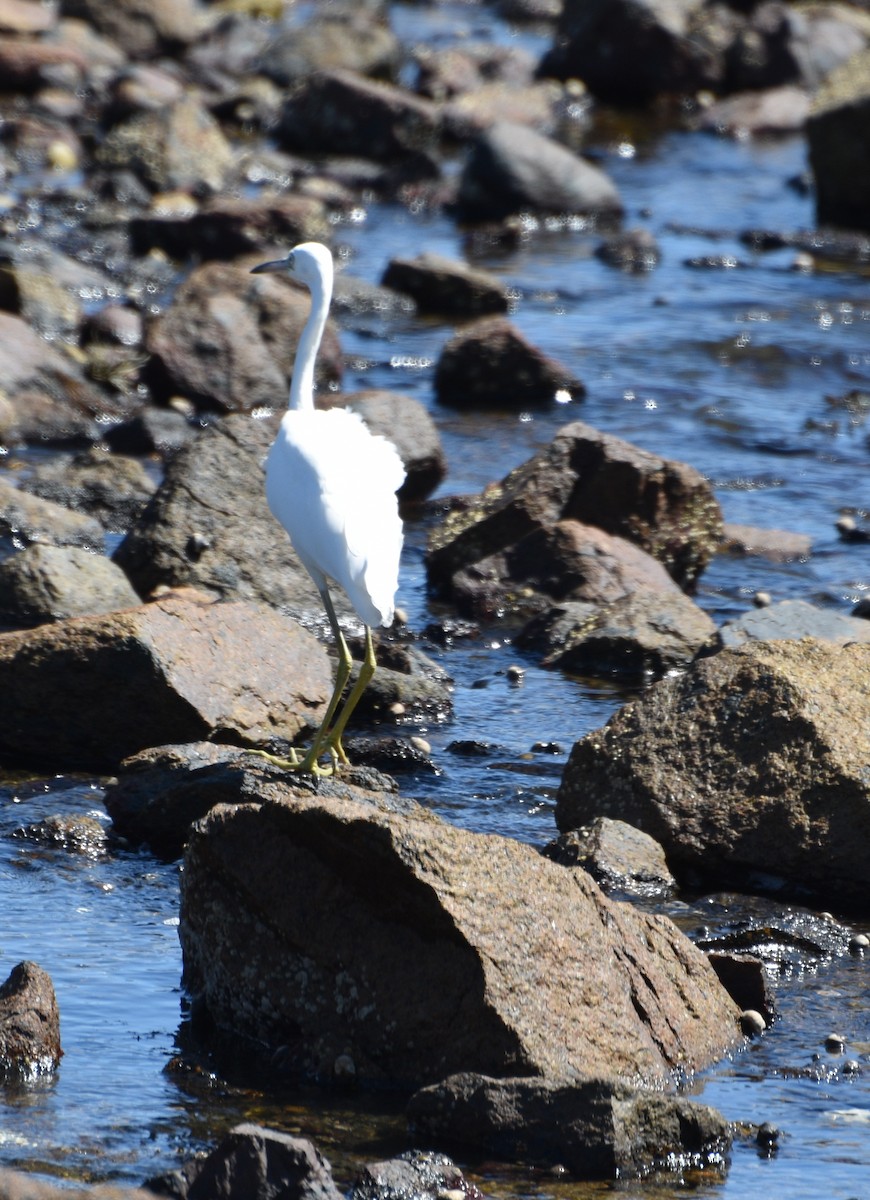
left=250, top=241, right=405, bottom=774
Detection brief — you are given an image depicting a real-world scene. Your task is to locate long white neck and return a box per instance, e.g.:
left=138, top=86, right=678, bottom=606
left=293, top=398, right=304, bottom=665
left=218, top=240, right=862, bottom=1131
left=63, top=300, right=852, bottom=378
left=289, top=267, right=332, bottom=411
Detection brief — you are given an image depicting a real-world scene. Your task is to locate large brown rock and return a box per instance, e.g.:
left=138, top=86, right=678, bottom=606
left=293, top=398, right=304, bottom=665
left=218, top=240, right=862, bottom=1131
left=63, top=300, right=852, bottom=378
left=145, top=260, right=342, bottom=413
left=556, top=639, right=870, bottom=909
left=427, top=422, right=723, bottom=611
left=0, top=961, right=61, bottom=1081
left=0, top=588, right=330, bottom=772
left=179, top=790, right=740, bottom=1089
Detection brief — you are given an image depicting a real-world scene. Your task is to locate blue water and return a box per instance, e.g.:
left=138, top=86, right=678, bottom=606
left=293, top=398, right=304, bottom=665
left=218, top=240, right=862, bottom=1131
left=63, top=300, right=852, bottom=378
left=2, top=0, right=870, bottom=1195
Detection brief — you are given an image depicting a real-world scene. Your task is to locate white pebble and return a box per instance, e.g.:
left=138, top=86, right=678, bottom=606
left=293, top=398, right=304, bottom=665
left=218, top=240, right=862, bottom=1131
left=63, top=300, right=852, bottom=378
left=740, top=1010, right=766, bottom=1036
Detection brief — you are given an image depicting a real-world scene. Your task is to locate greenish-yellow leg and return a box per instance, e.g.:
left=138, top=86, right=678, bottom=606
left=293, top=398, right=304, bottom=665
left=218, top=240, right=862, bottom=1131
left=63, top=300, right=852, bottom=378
left=322, top=624, right=376, bottom=764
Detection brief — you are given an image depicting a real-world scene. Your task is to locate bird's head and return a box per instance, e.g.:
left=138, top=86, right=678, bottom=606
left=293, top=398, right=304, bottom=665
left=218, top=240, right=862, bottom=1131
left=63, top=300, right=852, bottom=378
left=250, top=242, right=333, bottom=292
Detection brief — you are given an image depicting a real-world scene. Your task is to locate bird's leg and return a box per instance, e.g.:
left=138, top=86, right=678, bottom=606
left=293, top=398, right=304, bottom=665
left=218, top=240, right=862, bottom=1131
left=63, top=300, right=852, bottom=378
left=247, top=586, right=351, bottom=777
left=323, top=624, right=377, bottom=764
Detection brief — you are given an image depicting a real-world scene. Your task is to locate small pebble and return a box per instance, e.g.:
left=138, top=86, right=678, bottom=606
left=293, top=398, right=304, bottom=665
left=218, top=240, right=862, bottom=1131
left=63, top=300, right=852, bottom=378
left=848, top=932, right=869, bottom=954
left=47, top=140, right=78, bottom=171
left=753, top=590, right=772, bottom=607
left=825, top=1033, right=846, bottom=1054
left=333, top=1053, right=356, bottom=1079
left=506, top=664, right=525, bottom=684
left=388, top=702, right=405, bottom=717
left=409, top=736, right=431, bottom=755
left=842, top=1059, right=861, bottom=1076
left=740, top=1009, right=766, bottom=1036
left=437, top=1191, right=465, bottom=1200
left=393, top=606, right=408, bottom=627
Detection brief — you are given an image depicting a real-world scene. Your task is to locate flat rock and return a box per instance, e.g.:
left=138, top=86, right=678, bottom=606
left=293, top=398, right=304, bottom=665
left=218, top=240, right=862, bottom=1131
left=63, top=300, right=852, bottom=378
left=0, top=588, right=331, bottom=772
left=145, top=260, right=342, bottom=412
left=556, top=639, right=870, bottom=909
left=434, top=316, right=584, bottom=408
left=696, top=85, right=812, bottom=137
left=179, top=790, right=739, bottom=1088
left=407, top=1073, right=731, bottom=1179
left=0, top=1170, right=156, bottom=1200
left=0, top=544, right=140, bottom=628
left=0, top=961, right=61, bottom=1081
left=457, top=120, right=623, bottom=220
left=720, top=598, right=870, bottom=647
left=720, top=522, right=812, bottom=562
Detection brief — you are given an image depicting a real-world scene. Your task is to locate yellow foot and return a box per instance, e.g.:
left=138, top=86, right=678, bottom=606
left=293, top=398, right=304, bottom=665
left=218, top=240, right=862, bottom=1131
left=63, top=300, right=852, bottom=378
left=245, top=747, right=336, bottom=777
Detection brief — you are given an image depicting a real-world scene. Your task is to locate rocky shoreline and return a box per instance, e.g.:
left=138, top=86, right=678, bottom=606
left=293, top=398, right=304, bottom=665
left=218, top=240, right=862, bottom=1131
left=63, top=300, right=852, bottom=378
left=1, top=0, right=869, bottom=1196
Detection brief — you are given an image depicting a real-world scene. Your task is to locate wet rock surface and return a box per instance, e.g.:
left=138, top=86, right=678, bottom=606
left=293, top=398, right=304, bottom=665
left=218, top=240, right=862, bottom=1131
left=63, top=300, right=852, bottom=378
left=542, top=816, right=676, bottom=898
left=0, top=961, right=62, bottom=1081
left=179, top=789, right=739, bottom=1089
left=407, top=1072, right=732, bottom=1179
left=556, top=639, right=870, bottom=909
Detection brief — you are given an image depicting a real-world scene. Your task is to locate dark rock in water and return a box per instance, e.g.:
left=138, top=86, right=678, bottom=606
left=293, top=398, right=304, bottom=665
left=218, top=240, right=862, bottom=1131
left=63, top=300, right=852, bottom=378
left=539, top=0, right=721, bottom=103
left=11, top=813, right=109, bottom=857
left=434, top=316, right=584, bottom=409
left=556, top=639, right=870, bottom=910
left=321, top=389, right=446, bottom=501
left=0, top=544, right=140, bottom=627
left=707, top=953, right=776, bottom=1027
left=808, top=49, right=870, bottom=232
left=720, top=598, right=870, bottom=647
left=595, top=228, right=660, bottom=272
left=457, top=120, right=622, bottom=220
left=19, top=448, right=156, bottom=531
left=0, top=961, right=62, bottom=1080
left=147, top=1123, right=343, bottom=1200
left=351, top=1150, right=482, bottom=1200
left=0, top=588, right=331, bottom=772
left=427, top=422, right=723, bottom=609
left=542, top=817, right=676, bottom=898
left=518, top=587, right=719, bottom=679
left=407, top=1073, right=732, bottom=1179
left=61, top=0, right=200, bottom=59
left=96, top=95, right=234, bottom=195
left=179, top=790, right=739, bottom=1088
left=145, top=261, right=342, bottom=413
left=277, top=68, right=440, bottom=162
left=382, top=253, right=509, bottom=317
left=340, top=736, right=438, bottom=775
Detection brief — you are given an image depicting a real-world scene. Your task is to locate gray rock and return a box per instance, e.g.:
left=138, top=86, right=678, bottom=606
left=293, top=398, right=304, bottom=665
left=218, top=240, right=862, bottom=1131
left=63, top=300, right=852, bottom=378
left=695, top=85, right=812, bottom=137
left=277, top=69, right=440, bottom=162
left=556, top=639, right=870, bottom=909
left=179, top=790, right=739, bottom=1088
left=382, top=253, right=509, bottom=317
left=427, top=422, right=723, bottom=609
left=0, top=544, right=140, bottom=627
left=0, top=588, right=331, bottom=772
left=518, top=587, right=719, bottom=679
left=720, top=522, right=811, bottom=563
left=0, top=35, right=86, bottom=92
left=351, top=1151, right=480, bottom=1200
left=145, top=261, right=342, bottom=413
left=542, top=817, right=676, bottom=898
left=434, top=316, right=584, bottom=408
left=725, top=2, right=866, bottom=94
left=0, top=478, right=104, bottom=550
left=96, top=95, right=234, bottom=195
left=808, top=49, right=870, bottom=232
left=258, top=9, right=400, bottom=86
left=407, top=1073, right=732, bottom=1179
left=457, top=121, right=622, bottom=220
left=0, top=961, right=61, bottom=1081
left=0, top=1168, right=156, bottom=1200
left=322, top=389, right=446, bottom=501
left=720, top=599, right=870, bottom=647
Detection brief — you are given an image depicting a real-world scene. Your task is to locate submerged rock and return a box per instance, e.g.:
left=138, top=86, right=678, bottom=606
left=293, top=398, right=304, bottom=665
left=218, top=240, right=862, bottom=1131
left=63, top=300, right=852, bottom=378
left=0, top=588, right=331, bottom=772
left=556, top=639, right=870, bottom=909
left=351, top=1150, right=482, bottom=1200
left=407, top=1073, right=731, bottom=1179
left=0, top=961, right=62, bottom=1081
left=179, top=790, right=739, bottom=1088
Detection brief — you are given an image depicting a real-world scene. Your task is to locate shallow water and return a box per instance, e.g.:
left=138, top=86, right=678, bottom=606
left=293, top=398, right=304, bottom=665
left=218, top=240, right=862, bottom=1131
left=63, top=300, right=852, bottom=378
left=2, top=0, right=870, bottom=1194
